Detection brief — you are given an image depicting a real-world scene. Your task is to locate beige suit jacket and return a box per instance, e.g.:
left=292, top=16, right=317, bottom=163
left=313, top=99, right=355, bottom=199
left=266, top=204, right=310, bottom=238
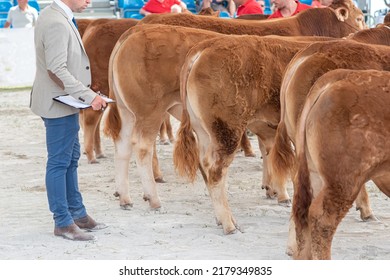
left=30, top=2, right=97, bottom=118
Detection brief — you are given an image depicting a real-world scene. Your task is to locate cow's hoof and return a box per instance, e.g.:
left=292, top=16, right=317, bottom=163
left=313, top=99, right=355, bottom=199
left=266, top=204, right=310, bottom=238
left=96, top=154, right=106, bottom=159
left=150, top=206, right=166, bottom=214
left=285, top=247, right=294, bottom=257
left=120, top=203, right=133, bottom=210
left=224, top=226, right=239, bottom=235
left=144, top=195, right=162, bottom=209
left=262, top=185, right=277, bottom=199
left=159, top=139, right=170, bottom=145
left=278, top=199, right=291, bottom=207
left=244, top=152, right=256, bottom=157
left=88, top=159, right=98, bottom=164
left=361, top=214, right=378, bottom=222
left=155, top=177, right=166, bottom=183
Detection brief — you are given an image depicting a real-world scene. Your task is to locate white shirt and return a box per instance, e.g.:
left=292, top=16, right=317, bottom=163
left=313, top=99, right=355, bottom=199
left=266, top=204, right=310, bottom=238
left=6, top=5, right=39, bottom=28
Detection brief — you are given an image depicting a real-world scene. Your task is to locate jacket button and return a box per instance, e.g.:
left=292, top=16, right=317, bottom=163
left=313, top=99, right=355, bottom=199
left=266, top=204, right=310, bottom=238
left=87, top=84, right=90, bottom=87
left=86, top=66, right=90, bottom=70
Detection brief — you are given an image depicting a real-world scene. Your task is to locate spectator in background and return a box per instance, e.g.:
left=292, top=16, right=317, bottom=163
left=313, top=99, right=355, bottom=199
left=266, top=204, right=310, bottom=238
left=312, top=0, right=333, bottom=8
left=320, top=0, right=333, bottom=6
left=140, top=0, right=188, bottom=16
left=4, top=0, right=39, bottom=28
left=268, top=0, right=311, bottom=19
left=258, top=0, right=265, bottom=9
left=233, top=0, right=264, bottom=16
left=311, top=0, right=323, bottom=7
left=201, top=0, right=236, bottom=18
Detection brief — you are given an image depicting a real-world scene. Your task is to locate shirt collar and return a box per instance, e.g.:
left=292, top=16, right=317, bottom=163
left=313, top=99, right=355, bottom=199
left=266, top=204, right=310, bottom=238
left=54, top=0, right=74, bottom=21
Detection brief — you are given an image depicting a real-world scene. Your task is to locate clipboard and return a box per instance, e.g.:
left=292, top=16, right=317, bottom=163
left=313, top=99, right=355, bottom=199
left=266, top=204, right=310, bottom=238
left=53, top=94, right=115, bottom=109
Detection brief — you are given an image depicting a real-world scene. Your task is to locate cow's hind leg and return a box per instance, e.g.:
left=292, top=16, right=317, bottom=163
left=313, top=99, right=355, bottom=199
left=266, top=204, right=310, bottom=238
left=308, top=184, right=356, bottom=260
left=159, top=113, right=175, bottom=145
left=258, top=138, right=277, bottom=199
left=203, top=131, right=242, bottom=234
left=240, top=131, right=255, bottom=157
left=204, top=148, right=239, bottom=234
left=355, top=185, right=376, bottom=221
left=94, top=116, right=105, bottom=159
left=249, top=121, right=291, bottom=205
left=152, top=143, right=164, bottom=183
left=186, top=103, right=240, bottom=234
left=132, top=119, right=164, bottom=209
left=114, top=109, right=135, bottom=209
left=82, top=109, right=103, bottom=163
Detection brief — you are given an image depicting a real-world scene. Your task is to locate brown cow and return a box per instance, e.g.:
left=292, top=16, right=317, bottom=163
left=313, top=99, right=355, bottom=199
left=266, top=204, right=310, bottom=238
left=346, top=24, right=390, bottom=45
left=75, top=19, right=93, bottom=38
left=80, top=11, right=229, bottom=164
left=104, top=0, right=364, bottom=212
left=77, top=18, right=111, bottom=39
left=269, top=39, right=390, bottom=255
left=173, top=35, right=339, bottom=234
left=269, top=24, right=390, bottom=204
left=139, top=0, right=365, bottom=37
left=293, top=69, right=390, bottom=259
left=80, top=19, right=138, bottom=164
left=236, top=14, right=269, bottom=20
left=104, top=25, right=222, bottom=209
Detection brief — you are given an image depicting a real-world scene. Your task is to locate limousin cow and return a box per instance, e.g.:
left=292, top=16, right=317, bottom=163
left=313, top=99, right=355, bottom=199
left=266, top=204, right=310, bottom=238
left=77, top=18, right=111, bottom=39
left=269, top=23, right=390, bottom=216
left=80, top=10, right=225, bottom=165
left=80, top=19, right=138, bottom=164
left=269, top=39, right=390, bottom=255
left=346, top=23, right=390, bottom=45
left=104, top=0, right=365, bottom=215
left=293, top=69, right=390, bottom=259
left=173, top=35, right=343, bottom=234
left=139, top=0, right=365, bottom=37
left=80, top=19, right=180, bottom=170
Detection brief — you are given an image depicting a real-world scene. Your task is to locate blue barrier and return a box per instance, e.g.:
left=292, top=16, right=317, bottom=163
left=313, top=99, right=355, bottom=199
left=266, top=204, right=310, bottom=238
left=182, top=0, right=196, bottom=13
left=0, top=1, right=12, bottom=18
left=28, top=0, right=40, bottom=12
left=263, top=0, right=271, bottom=15
left=299, top=0, right=313, bottom=5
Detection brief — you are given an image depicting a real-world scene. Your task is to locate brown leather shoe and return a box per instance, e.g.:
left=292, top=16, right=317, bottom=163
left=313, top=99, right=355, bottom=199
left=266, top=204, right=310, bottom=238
left=54, top=223, right=96, bottom=241
left=74, top=215, right=107, bottom=232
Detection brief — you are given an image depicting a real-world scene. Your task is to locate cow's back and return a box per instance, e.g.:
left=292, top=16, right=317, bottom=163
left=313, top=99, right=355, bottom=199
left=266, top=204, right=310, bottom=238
left=282, top=40, right=390, bottom=131
left=138, top=3, right=364, bottom=38
left=83, top=18, right=138, bottom=95
left=348, top=25, right=390, bottom=46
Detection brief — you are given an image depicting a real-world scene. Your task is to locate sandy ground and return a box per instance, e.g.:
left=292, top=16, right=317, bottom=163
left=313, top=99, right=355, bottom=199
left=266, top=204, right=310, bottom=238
left=0, top=89, right=389, bottom=260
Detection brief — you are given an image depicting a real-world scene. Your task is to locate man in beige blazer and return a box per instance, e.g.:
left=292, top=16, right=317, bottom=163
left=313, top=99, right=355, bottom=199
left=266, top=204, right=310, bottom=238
left=30, top=0, right=108, bottom=241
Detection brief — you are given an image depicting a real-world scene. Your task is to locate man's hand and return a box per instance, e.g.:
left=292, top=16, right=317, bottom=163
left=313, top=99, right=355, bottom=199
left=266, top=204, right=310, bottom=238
left=91, top=95, right=107, bottom=111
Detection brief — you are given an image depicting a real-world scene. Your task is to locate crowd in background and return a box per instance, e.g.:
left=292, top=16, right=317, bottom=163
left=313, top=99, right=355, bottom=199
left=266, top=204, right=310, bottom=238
left=139, top=0, right=333, bottom=18
left=2, top=0, right=376, bottom=27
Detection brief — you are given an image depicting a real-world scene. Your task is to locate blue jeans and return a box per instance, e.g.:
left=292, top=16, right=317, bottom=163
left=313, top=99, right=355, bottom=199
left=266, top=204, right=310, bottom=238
left=42, top=113, right=87, bottom=228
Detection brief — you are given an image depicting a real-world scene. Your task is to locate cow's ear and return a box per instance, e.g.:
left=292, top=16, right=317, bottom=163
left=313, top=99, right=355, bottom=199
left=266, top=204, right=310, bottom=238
left=335, top=7, right=349, bottom=22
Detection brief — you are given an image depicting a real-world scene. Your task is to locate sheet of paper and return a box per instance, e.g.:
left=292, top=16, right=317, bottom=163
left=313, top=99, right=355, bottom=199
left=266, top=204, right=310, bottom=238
left=53, top=95, right=115, bottom=109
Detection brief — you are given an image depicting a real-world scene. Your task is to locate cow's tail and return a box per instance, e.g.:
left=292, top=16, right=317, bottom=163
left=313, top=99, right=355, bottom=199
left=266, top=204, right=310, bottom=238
left=292, top=91, right=320, bottom=235
left=173, top=51, right=202, bottom=182
left=292, top=130, right=312, bottom=234
left=103, top=29, right=130, bottom=140
left=268, top=121, right=296, bottom=189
